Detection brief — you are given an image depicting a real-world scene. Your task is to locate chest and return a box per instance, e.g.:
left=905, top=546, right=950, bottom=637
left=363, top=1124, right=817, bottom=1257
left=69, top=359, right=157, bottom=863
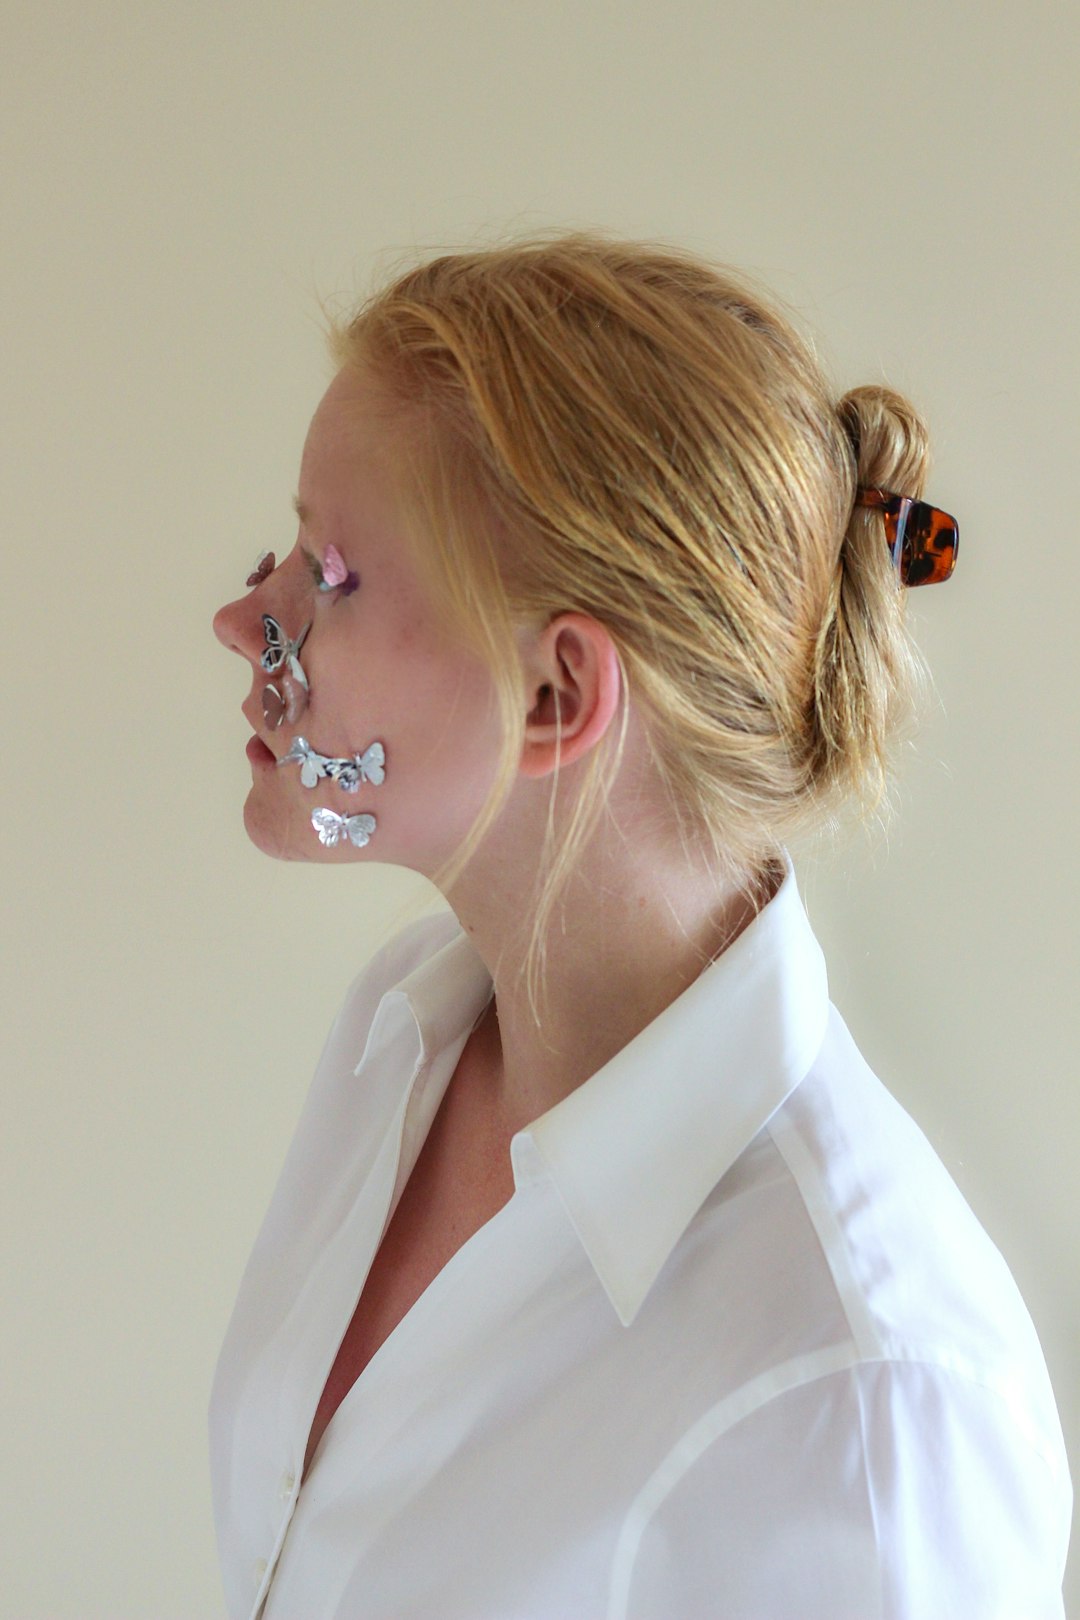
left=301, top=1052, right=515, bottom=1479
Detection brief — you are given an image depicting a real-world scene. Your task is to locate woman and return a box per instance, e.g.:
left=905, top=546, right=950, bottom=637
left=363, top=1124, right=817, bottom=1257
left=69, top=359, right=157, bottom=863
left=210, top=232, right=1070, bottom=1618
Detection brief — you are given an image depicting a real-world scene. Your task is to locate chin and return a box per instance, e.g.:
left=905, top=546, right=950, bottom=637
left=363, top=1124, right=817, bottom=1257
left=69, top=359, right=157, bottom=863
left=242, top=793, right=377, bottom=864
left=242, top=796, right=307, bottom=862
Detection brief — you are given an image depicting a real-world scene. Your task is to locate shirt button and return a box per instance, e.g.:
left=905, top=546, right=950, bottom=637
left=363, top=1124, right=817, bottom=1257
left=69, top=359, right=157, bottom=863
left=279, top=1470, right=296, bottom=1500
left=252, top=1557, right=268, bottom=1586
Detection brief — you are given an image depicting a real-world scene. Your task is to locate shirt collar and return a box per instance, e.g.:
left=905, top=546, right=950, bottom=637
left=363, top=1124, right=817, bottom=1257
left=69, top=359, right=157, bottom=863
left=385, top=923, right=495, bottom=1071
left=381, top=857, right=829, bottom=1329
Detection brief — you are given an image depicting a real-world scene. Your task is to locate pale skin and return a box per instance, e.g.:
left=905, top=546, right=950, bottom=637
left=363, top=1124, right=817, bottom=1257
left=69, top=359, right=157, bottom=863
left=213, top=363, right=770, bottom=1155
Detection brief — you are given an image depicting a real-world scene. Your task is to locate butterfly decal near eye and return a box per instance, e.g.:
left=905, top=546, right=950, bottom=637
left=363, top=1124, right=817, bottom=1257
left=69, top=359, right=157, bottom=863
left=261, top=616, right=311, bottom=688
left=327, top=742, right=386, bottom=792
left=306, top=543, right=359, bottom=596
left=279, top=736, right=330, bottom=789
left=311, top=808, right=377, bottom=847
left=320, top=543, right=359, bottom=595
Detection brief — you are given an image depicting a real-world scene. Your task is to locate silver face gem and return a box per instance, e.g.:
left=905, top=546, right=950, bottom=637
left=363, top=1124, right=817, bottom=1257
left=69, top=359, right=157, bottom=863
left=311, top=808, right=377, bottom=848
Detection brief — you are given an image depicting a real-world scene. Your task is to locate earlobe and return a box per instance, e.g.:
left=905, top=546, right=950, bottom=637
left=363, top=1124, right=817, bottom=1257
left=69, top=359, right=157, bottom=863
left=518, top=614, right=620, bottom=779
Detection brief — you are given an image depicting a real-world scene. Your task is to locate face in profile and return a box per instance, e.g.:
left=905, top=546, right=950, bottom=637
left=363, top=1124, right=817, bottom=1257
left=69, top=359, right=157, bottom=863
left=213, top=366, right=506, bottom=873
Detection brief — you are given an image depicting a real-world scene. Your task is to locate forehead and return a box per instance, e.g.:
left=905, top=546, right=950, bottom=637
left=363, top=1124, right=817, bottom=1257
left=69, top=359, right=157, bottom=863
left=296, top=366, right=419, bottom=555
left=299, top=367, right=394, bottom=491
left=297, top=366, right=440, bottom=615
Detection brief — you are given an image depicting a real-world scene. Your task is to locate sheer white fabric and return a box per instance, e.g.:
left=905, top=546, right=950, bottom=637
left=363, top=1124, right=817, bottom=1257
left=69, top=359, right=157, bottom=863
left=209, top=861, right=1071, bottom=1619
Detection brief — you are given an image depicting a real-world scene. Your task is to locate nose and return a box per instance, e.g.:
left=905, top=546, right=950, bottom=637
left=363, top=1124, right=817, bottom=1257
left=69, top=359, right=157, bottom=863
left=213, top=593, right=260, bottom=660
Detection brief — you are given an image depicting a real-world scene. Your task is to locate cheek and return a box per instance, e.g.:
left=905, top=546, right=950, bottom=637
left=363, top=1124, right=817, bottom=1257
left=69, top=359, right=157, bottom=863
left=394, top=671, right=504, bottom=809
left=402, top=652, right=495, bottom=753
left=301, top=619, right=502, bottom=795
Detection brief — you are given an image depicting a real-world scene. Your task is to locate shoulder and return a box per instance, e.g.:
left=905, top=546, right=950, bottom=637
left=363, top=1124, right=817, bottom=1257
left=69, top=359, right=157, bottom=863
left=770, top=1003, right=1051, bottom=1384
left=620, top=1011, right=1072, bottom=1614
left=688, top=1000, right=1050, bottom=1392
left=618, top=1351, right=1071, bottom=1620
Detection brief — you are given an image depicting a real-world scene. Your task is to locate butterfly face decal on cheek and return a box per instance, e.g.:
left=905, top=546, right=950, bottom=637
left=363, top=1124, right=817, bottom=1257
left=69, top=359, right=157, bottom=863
left=279, top=736, right=386, bottom=792
left=311, top=808, right=377, bottom=848
left=327, top=742, right=385, bottom=792
left=261, top=616, right=311, bottom=689
left=279, top=736, right=327, bottom=788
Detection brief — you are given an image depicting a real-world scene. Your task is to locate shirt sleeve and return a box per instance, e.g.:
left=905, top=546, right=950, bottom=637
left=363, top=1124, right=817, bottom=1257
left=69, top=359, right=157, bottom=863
left=617, top=1357, right=1071, bottom=1620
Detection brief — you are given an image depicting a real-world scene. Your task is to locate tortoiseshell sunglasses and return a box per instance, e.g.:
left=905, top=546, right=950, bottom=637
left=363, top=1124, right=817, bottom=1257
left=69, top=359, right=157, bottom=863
left=854, top=488, right=959, bottom=586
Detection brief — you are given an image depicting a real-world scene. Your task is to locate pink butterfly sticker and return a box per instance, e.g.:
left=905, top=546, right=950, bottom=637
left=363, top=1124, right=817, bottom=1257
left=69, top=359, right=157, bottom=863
left=320, top=543, right=359, bottom=595
left=322, top=544, right=349, bottom=586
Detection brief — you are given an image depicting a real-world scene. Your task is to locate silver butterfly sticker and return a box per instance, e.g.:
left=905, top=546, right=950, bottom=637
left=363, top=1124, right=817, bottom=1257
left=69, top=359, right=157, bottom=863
left=311, top=808, right=377, bottom=848
left=279, top=736, right=331, bottom=789
left=326, top=742, right=386, bottom=793
left=260, top=616, right=311, bottom=688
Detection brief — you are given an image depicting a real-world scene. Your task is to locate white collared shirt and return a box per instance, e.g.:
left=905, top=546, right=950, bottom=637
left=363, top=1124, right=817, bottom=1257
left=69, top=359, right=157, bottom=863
left=209, top=861, right=1071, bottom=1619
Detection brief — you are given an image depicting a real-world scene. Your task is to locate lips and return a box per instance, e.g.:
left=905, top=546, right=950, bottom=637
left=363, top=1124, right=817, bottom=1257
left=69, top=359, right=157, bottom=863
left=246, top=733, right=277, bottom=767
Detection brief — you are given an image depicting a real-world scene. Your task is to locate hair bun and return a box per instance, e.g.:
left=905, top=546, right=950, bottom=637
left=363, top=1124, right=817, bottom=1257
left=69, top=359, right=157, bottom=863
left=809, top=384, right=934, bottom=815
left=837, top=385, right=931, bottom=501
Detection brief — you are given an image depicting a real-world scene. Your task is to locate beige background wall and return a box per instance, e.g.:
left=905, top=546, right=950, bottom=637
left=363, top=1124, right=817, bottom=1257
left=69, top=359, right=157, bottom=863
left=4, top=1, right=1077, bottom=1614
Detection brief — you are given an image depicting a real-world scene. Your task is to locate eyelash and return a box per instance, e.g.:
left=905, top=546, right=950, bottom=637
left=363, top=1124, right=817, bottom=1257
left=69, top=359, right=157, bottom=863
left=304, top=550, right=329, bottom=589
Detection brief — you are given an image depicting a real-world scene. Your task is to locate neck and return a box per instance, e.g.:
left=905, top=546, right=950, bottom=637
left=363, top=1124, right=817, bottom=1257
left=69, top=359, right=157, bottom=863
left=443, top=816, right=773, bottom=1134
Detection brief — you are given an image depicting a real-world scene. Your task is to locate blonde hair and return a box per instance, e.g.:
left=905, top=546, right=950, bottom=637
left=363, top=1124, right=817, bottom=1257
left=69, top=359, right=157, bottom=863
left=327, top=229, right=932, bottom=1027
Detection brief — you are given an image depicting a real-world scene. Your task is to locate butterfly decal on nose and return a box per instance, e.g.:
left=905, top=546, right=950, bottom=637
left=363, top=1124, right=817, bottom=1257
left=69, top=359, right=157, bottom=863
left=261, top=616, right=311, bottom=688
left=311, top=809, right=377, bottom=848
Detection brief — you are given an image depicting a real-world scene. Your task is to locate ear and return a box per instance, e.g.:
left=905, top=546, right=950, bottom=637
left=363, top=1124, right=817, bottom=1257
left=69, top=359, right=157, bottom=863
left=518, top=612, right=622, bottom=779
